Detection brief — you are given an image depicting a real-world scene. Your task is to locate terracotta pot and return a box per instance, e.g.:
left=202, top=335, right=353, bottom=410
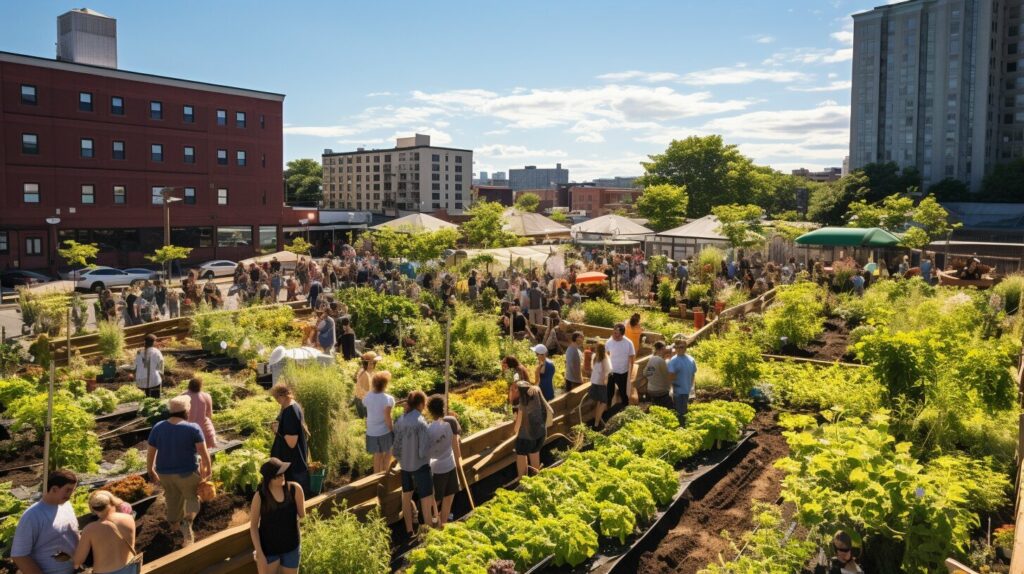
left=693, top=308, right=705, bottom=330
left=714, top=300, right=725, bottom=314
left=678, top=303, right=687, bottom=319
left=86, top=378, right=98, bottom=393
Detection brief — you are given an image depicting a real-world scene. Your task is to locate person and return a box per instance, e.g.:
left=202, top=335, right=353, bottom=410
left=605, top=323, right=636, bottom=410
left=249, top=458, right=305, bottom=574
left=269, top=384, right=311, bottom=496
left=166, top=288, right=180, bottom=319
left=11, top=470, right=80, bottom=574
left=392, top=391, right=437, bottom=536
left=467, top=270, right=478, bottom=301
left=124, top=287, right=140, bottom=326
left=563, top=331, right=584, bottom=393
left=425, top=394, right=462, bottom=529
left=814, top=531, right=863, bottom=574
left=513, top=382, right=547, bottom=479
left=315, top=309, right=336, bottom=354
left=588, top=343, right=611, bottom=429
left=338, top=315, right=357, bottom=360
left=502, top=356, right=531, bottom=409
left=307, top=278, right=323, bottom=310
left=920, top=256, right=934, bottom=285
left=146, top=395, right=211, bottom=548
left=677, top=260, right=689, bottom=294
left=898, top=255, right=910, bottom=278
left=541, top=311, right=562, bottom=354
left=533, top=344, right=556, bottom=401
left=526, top=281, right=545, bottom=325
left=153, top=280, right=168, bottom=316
left=363, top=371, right=395, bottom=474
left=851, top=272, right=865, bottom=296
left=624, top=313, right=643, bottom=353
left=643, top=341, right=672, bottom=408
left=666, top=340, right=697, bottom=425
left=507, top=304, right=535, bottom=342
left=185, top=377, right=217, bottom=449
left=134, top=334, right=164, bottom=399
left=72, top=490, right=138, bottom=574
left=353, top=352, right=380, bottom=418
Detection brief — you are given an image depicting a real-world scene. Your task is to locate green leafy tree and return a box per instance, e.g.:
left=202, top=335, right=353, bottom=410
left=712, top=204, right=764, bottom=249
left=635, top=184, right=688, bottom=231
left=462, top=201, right=521, bottom=248
left=928, top=177, right=971, bottom=201
left=407, top=228, right=459, bottom=262
left=284, top=237, right=313, bottom=255
left=146, top=245, right=193, bottom=275
left=858, top=162, right=921, bottom=203
left=284, top=159, right=323, bottom=204
left=548, top=211, right=569, bottom=223
left=914, top=194, right=960, bottom=240
left=57, top=240, right=99, bottom=277
left=981, top=158, right=1024, bottom=201
left=845, top=194, right=914, bottom=229
left=514, top=192, right=541, bottom=213
left=807, top=172, right=870, bottom=225
left=368, top=226, right=408, bottom=261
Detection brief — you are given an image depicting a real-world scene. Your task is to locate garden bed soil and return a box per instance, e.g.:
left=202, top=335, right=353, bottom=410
left=636, top=410, right=789, bottom=574
left=778, top=317, right=853, bottom=362
left=134, top=492, right=249, bottom=562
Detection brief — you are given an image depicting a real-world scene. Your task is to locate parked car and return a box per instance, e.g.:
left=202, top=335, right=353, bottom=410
left=196, top=260, right=238, bottom=280
left=74, top=268, right=152, bottom=292
left=60, top=266, right=115, bottom=281
left=1, top=270, right=56, bottom=288
left=122, top=268, right=163, bottom=280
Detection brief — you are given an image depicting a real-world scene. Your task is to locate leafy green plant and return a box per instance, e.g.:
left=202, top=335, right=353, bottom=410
left=691, top=328, right=763, bottom=397
left=581, top=299, right=623, bottom=328
left=994, top=273, right=1024, bottom=314
left=212, top=440, right=264, bottom=494
left=335, top=287, right=419, bottom=344
left=0, top=343, right=27, bottom=377
left=212, top=396, right=279, bottom=440
left=108, top=448, right=147, bottom=476
left=300, top=505, right=391, bottom=574
left=758, top=362, right=884, bottom=418
left=9, top=391, right=102, bottom=472
left=762, top=281, right=825, bottom=350
left=284, top=361, right=354, bottom=477
left=0, top=377, right=39, bottom=412
left=79, top=387, right=118, bottom=414
left=191, top=305, right=300, bottom=363
left=96, top=320, right=125, bottom=363
left=114, top=384, right=146, bottom=404
left=698, top=503, right=817, bottom=574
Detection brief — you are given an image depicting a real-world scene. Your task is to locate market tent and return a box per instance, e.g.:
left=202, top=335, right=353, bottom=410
left=238, top=250, right=302, bottom=267
left=571, top=214, right=653, bottom=238
left=371, top=213, right=458, bottom=232
left=794, top=227, right=901, bottom=247
left=449, top=245, right=561, bottom=271
left=657, top=215, right=726, bottom=241
left=502, top=209, right=571, bottom=238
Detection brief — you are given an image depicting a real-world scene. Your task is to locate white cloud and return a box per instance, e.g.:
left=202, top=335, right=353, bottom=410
left=700, top=102, right=850, bottom=146
left=476, top=144, right=568, bottom=159
left=764, top=47, right=853, bottom=65
left=679, top=66, right=811, bottom=86
left=831, top=30, right=853, bottom=45
left=754, top=34, right=776, bottom=44
left=596, top=70, right=681, bottom=83
left=788, top=80, right=853, bottom=92
left=365, top=91, right=395, bottom=97
left=283, top=105, right=448, bottom=138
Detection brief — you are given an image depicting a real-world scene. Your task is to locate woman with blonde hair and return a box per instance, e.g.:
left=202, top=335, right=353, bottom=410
left=73, top=490, right=138, bottom=574
left=353, top=351, right=380, bottom=418
left=589, top=343, right=611, bottom=430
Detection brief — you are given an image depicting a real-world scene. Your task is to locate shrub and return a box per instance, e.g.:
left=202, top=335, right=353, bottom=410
left=581, top=299, right=623, bottom=328
left=108, top=448, right=147, bottom=475
left=213, top=439, right=264, bottom=494
left=79, top=388, right=118, bottom=414
left=691, top=329, right=763, bottom=397
left=695, top=246, right=724, bottom=283
left=284, top=361, right=352, bottom=477
left=301, top=505, right=391, bottom=574
left=994, top=273, right=1024, bottom=314
left=762, top=281, right=825, bottom=350
left=0, top=343, right=26, bottom=377
left=9, top=391, right=102, bottom=472
left=191, top=305, right=299, bottom=363
left=96, top=320, right=125, bottom=363
left=114, top=385, right=146, bottom=404
left=335, top=287, right=419, bottom=344
left=0, top=377, right=38, bottom=412
left=212, top=396, right=279, bottom=441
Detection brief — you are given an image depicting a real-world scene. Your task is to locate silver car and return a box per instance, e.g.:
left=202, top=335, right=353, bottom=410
left=196, top=260, right=238, bottom=280
left=74, top=268, right=152, bottom=292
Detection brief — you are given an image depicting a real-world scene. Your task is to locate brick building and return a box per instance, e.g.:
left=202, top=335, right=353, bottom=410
left=0, top=50, right=290, bottom=271
left=473, top=184, right=514, bottom=206
left=569, top=186, right=643, bottom=216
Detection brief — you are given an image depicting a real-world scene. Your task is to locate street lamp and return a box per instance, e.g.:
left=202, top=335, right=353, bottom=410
left=161, top=188, right=183, bottom=279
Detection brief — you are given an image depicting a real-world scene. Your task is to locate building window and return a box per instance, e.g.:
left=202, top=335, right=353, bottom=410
left=455, top=184, right=463, bottom=191
left=80, top=138, right=94, bottom=158
left=235, top=111, right=246, bottom=128
left=79, top=92, right=93, bottom=111
left=21, top=84, right=36, bottom=105
left=151, top=144, right=163, bottom=162
left=184, top=187, right=196, bottom=205
left=260, top=114, right=265, bottom=129
left=184, top=146, right=196, bottom=164
left=236, top=150, right=246, bottom=166
left=113, top=185, right=126, bottom=205
left=217, top=188, right=229, bottom=205
left=259, top=226, right=277, bottom=251
left=216, top=109, right=227, bottom=126
left=22, top=133, right=38, bottom=154
left=183, top=105, right=195, bottom=123
left=23, top=183, right=39, bottom=203
left=217, top=149, right=227, bottom=165
left=112, top=140, right=125, bottom=160
left=0, top=232, right=7, bottom=253
left=25, top=238, right=42, bottom=255
left=111, top=96, right=124, bottom=115
left=151, top=187, right=165, bottom=205
left=81, top=184, right=95, bottom=204
left=150, top=100, right=163, bottom=119
left=432, top=154, right=440, bottom=161
left=432, top=183, right=441, bottom=191
left=455, top=156, right=462, bottom=163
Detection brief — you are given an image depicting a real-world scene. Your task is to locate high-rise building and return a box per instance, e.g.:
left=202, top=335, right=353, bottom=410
left=321, top=134, right=473, bottom=215
left=849, top=0, right=1024, bottom=191
left=508, top=163, right=568, bottom=191
left=591, top=176, right=640, bottom=189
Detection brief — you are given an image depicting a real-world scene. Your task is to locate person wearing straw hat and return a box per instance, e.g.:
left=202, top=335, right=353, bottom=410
left=146, top=394, right=211, bottom=548
left=249, top=458, right=305, bottom=574
left=353, top=351, right=380, bottom=419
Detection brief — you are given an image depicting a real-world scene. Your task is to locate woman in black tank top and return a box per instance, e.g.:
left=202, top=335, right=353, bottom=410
left=250, top=458, right=306, bottom=573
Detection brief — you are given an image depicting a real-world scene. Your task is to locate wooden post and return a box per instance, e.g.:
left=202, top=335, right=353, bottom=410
left=42, top=361, right=55, bottom=493
left=443, top=313, right=452, bottom=412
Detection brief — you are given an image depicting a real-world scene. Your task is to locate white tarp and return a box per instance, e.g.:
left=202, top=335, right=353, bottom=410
left=450, top=245, right=562, bottom=271
left=267, top=345, right=335, bottom=384
left=238, top=250, right=303, bottom=270
left=656, top=215, right=727, bottom=240
left=571, top=214, right=653, bottom=238
left=372, top=213, right=458, bottom=232
left=501, top=209, right=571, bottom=238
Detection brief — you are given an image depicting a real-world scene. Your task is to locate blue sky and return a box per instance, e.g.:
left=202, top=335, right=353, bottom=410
left=2, top=1, right=884, bottom=181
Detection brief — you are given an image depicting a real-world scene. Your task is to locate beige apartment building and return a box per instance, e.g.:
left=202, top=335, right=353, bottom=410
left=321, top=134, right=473, bottom=215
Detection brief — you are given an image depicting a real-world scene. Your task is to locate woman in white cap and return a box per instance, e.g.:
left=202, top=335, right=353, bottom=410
left=249, top=457, right=305, bottom=574
left=532, top=344, right=556, bottom=401
left=146, top=394, right=211, bottom=548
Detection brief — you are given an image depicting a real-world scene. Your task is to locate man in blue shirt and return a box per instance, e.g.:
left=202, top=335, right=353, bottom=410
left=666, top=340, right=697, bottom=425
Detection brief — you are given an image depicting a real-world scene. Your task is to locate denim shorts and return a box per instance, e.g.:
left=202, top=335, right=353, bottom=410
left=265, top=545, right=301, bottom=568
left=400, top=464, right=434, bottom=499
left=365, top=432, right=394, bottom=454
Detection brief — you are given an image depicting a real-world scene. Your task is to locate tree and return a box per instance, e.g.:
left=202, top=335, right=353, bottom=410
left=712, top=204, right=764, bottom=249
left=927, top=177, right=971, bottom=201
left=57, top=240, right=99, bottom=278
left=858, top=162, right=921, bottom=203
left=461, top=201, right=521, bottom=248
left=548, top=211, right=569, bottom=223
left=639, top=135, right=760, bottom=217
left=513, top=192, right=541, bottom=213
left=807, top=172, right=870, bottom=225
left=146, top=245, right=193, bottom=277
left=981, top=158, right=1024, bottom=201
left=284, top=237, right=313, bottom=255
left=407, top=228, right=459, bottom=263
left=635, top=184, right=688, bottom=231
left=845, top=192, right=959, bottom=249
left=913, top=194, right=960, bottom=240
left=285, top=159, right=323, bottom=204
left=845, top=194, right=914, bottom=229
left=368, top=226, right=408, bottom=261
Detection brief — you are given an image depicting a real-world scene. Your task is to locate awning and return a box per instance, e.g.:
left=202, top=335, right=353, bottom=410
left=794, top=227, right=901, bottom=247
left=282, top=224, right=367, bottom=232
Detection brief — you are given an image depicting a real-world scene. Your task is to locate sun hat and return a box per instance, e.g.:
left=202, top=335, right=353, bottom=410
left=532, top=344, right=548, bottom=355
left=361, top=351, right=381, bottom=362
left=259, top=457, right=291, bottom=481
left=168, top=395, right=191, bottom=414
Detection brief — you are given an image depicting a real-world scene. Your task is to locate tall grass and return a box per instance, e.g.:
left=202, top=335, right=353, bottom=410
left=994, top=273, right=1024, bottom=314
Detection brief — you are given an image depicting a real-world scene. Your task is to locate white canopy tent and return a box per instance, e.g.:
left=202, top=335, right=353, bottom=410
left=571, top=214, right=653, bottom=240
left=501, top=209, right=571, bottom=239
left=448, top=245, right=563, bottom=271
left=647, top=215, right=730, bottom=260
left=371, top=213, right=458, bottom=232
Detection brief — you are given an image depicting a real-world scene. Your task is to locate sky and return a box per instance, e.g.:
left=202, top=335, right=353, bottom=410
left=1, top=0, right=886, bottom=182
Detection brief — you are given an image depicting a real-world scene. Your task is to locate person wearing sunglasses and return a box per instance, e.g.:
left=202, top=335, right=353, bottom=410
left=11, top=470, right=79, bottom=574
left=815, top=531, right=862, bottom=574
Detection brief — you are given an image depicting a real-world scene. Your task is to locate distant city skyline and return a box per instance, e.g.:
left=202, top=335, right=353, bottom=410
left=0, top=1, right=880, bottom=180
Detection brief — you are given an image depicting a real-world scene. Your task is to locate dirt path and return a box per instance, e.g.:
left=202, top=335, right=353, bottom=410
left=636, top=410, right=789, bottom=574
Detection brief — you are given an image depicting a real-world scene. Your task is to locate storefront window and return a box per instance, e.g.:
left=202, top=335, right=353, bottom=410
left=259, top=226, right=277, bottom=253
left=217, top=226, right=252, bottom=248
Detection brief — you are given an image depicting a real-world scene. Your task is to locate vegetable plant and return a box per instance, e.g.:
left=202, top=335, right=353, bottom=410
left=300, top=505, right=391, bottom=574
left=9, top=390, right=102, bottom=472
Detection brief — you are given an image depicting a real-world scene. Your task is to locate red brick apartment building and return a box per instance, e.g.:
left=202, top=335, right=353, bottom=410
left=0, top=51, right=290, bottom=271
left=570, top=186, right=643, bottom=216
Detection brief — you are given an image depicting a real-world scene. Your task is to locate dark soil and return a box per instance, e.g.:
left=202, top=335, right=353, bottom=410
left=134, top=492, right=249, bottom=562
left=636, top=410, right=789, bottom=574
left=778, top=317, right=853, bottom=362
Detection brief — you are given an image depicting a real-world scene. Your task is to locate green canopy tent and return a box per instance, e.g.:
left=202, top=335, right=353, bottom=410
left=794, top=227, right=901, bottom=247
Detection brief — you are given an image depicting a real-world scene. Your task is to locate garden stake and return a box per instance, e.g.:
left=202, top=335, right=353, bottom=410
left=42, top=360, right=54, bottom=493
left=443, top=313, right=452, bottom=413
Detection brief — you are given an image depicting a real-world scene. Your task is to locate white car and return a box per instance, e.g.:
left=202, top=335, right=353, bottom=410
left=75, top=268, right=152, bottom=292
left=196, top=260, right=238, bottom=280
left=61, top=266, right=115, bottom=281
